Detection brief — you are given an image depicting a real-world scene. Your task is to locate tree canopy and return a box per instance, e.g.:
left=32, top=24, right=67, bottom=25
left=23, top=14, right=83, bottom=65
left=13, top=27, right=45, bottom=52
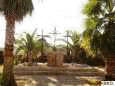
left=82, top=0, right=115, bottom=56
left=4, top=0, right=33, bottom=21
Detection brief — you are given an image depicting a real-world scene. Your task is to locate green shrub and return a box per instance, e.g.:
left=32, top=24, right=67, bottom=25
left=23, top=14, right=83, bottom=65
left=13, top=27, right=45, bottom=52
left=0, top=73, right=3, bottom=86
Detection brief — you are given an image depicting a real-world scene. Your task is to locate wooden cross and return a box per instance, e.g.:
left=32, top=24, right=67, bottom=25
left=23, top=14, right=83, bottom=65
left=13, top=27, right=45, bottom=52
left=37, top=29, right=50, bottom=57
left=63, top=31, right=71, bottom=56
left=49, top=27, right=61, bottom=51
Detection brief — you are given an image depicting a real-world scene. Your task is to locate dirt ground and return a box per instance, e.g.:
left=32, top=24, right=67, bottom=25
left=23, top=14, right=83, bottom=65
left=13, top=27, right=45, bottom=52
left=0, top=63, right=105, bottom=86
left=16, top=75, right=104, bottom=86
left=15, top=63, right=105, bottom=86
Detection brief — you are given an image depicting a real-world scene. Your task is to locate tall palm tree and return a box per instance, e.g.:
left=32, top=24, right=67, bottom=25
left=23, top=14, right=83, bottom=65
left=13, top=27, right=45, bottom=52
left=1, top=0, right=33, bottom=86
left=83, top=0, right=115, bottom=56
left=83, top=0, right=115, bottom=80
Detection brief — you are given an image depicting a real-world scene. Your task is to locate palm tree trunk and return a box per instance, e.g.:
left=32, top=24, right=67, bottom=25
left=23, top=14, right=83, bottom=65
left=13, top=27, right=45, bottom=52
left=28, top=51, right=33, bottom=65
left=2, top=15, right=17, bottom=86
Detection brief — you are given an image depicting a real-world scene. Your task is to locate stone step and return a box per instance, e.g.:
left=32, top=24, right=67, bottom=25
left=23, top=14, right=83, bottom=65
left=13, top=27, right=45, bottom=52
left=14, top=65, right=105, bottom=76
left=14, top=70, right=105, bottom=76
left=14, top=67, right=100, bottom=72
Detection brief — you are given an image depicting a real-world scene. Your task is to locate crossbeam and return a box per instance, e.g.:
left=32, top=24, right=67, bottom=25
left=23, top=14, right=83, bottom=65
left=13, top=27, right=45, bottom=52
left=49, top=27, right=61, bottom=51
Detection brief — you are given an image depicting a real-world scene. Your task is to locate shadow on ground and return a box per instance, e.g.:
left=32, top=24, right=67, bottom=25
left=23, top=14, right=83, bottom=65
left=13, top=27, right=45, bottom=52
left=16, top=75, right=104, bottom=86
left=15, top=63, right=105, bottom=86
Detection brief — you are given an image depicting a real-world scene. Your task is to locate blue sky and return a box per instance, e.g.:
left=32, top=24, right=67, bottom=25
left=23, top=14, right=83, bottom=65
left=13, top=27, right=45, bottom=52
left=0, top=0, right=88, bottom=48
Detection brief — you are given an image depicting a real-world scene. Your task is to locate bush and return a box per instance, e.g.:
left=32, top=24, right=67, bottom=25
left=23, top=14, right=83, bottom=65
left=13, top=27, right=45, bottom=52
left=0, top=51, right=4, bottom=65
left=64, top=55, right=72, bottom=63
left=86, top=56, right=105, bottom=66
left=0, top=73, right=3, bottom=86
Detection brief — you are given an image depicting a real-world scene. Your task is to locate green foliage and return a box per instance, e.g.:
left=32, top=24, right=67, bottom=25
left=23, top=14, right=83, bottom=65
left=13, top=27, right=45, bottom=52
left=100, top=22, right=115, bottom=53
left=85, top=17, right=97, bottom=30
left=83, top=0, right=102, bottom=16
left=59, top=30, right=80, bottom=48
left=70, top=31, right=80, bottom=46
left=15, top=30, right=50, bottom=62
left=81, top=29, right=94, bottom=55
left=15, top=30, right=40, bottom=61
left=82, top=0, right=115, bottom=57
left=83, top=0, right=114, bottom=17
left=62, top=30, right=80, bottom=50
left=90, top=30, right=101, bottom=53
left=0, top=73, right=2, bottom=85
left=0, top=73, right=6, bottom=86
left=37, top=38, right=50, bottom=52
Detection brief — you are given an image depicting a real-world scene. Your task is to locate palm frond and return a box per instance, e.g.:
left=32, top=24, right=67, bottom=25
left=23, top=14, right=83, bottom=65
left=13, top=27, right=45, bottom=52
left=4, top=0, right=34, bottom=21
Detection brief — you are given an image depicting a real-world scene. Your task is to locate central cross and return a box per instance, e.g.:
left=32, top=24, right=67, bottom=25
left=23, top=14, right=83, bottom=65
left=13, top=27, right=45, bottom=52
left=49, top=27, right=61, bottom=51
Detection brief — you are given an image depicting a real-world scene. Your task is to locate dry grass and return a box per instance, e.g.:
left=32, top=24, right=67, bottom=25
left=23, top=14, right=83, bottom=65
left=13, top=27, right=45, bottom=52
left=0, top=65, right=3, bottom=73
left=80, top=77, right=102, bottom=86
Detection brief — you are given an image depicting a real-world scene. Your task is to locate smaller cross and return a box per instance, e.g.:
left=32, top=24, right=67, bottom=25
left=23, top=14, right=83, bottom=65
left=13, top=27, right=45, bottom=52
left=37, top=29, right=50, bottom=56
left=63, top=31, right=71, bottom=56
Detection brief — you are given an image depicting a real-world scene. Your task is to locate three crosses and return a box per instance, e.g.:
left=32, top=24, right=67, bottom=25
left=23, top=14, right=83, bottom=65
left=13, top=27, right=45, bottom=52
left=37, top=27, right=71, bottom=56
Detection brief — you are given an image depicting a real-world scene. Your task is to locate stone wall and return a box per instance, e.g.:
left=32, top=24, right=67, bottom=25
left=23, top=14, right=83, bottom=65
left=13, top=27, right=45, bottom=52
left=47, top=51, right=64, bottom=67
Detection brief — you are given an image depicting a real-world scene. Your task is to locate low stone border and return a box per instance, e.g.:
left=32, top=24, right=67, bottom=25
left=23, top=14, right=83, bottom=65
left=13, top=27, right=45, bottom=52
left=14, top=66, right=105, bottom=76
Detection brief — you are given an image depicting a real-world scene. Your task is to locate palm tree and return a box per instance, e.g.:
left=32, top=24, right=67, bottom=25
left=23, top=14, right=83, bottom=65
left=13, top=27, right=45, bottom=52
left=69, top=31, right=81, bottom=62
left=37, top=38, right=50, bottom=62
left=81, top=29, right=95, bottom=55
left=38, top=38, right=50, bottom=55
left=83, top=0, right=115, bottom=80
left=15, top=30, right=41, bottom=63
left=83, top=0, right=115, bottom=56
left=1, top=0, right=33, bottom=86
left=70, top=31, right=80, bottom=47
left=59, top=31, right=80, bottom=62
